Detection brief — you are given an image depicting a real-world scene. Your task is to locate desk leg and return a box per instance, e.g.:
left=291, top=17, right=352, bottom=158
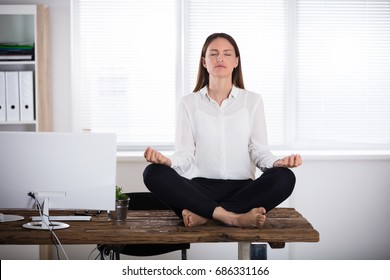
left=238, top=242, right=250, bottom=260
left=39, top=245, right=54, bottom=260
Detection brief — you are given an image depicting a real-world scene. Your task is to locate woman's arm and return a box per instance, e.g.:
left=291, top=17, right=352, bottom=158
left=249, top=94, right=279, bottom=170
left=144, top=97, right=195, bottom=174
left=249, top=93, right=302, bottom=170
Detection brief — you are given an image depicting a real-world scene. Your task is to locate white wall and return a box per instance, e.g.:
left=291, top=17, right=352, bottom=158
left=290, top=155, right=390, bottom=259
left=0, top=0, right=389, bottom=260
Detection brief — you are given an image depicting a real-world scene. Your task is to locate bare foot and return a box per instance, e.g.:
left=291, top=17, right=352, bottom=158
left=182, top=209, right=209, bottom=227
left=235, top=207, right=266, bottom=228
left=213, top=207, right=266, bottom=228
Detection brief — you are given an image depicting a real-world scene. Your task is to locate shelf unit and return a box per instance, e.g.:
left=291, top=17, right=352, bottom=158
left=0, top=5, right=51, bottom=132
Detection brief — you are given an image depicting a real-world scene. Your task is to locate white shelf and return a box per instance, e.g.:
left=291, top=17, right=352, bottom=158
left=0, top=121, right=37, bottom=125
left=0, top=5, right=50, bottom=132
left=0, top=5, right=37, bottom=15
left=0, top=61, right=35, bottom=65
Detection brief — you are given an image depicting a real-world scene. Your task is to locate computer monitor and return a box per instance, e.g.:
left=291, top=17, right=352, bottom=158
left=0, top=132, right=116, bottom=230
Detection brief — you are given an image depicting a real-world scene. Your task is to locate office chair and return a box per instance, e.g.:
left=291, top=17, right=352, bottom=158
left=99, top=192, right=190, bottom=260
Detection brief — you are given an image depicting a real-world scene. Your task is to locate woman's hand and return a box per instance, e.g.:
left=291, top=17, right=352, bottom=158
left=273, top=154, right=302, bottom=168
left=144, top=146, right=172, bottom=166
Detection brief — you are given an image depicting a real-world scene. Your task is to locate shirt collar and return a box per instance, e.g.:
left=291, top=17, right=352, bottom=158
left=199, top=85, right=240, bottom=100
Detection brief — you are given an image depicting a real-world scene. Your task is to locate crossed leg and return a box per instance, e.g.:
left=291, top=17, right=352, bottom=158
left=144, top=164, right=294, bottom=229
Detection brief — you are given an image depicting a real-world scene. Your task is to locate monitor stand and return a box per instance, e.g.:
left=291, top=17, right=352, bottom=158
left=23, top=193, right=69, bottom=230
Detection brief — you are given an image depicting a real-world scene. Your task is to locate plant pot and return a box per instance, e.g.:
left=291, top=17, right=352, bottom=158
left=111, top=198, right=130, bottom=221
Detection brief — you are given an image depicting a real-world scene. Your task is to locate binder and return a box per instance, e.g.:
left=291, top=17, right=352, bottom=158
left=5, top=71, right=20, bottom=121
left=0, top=72, right=5, bottom=121
left=19, top=71, right=35, bottom=122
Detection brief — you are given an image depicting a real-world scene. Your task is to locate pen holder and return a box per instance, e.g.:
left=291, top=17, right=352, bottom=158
left=111, top=198, right=130, bottom=221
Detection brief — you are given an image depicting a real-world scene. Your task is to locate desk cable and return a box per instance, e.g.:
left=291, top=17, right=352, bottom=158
left=30, top=194, right=69, bottom=260
left=89, top=244, right=105, bottom=260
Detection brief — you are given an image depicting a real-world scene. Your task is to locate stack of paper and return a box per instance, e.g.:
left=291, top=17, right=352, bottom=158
left=0, top=43, right=34, bottom=61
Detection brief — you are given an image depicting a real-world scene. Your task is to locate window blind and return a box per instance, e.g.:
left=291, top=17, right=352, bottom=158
left=295, top=0, right=390, bottom=149
left=74, top=0, right=390, bottom=151
left=77, top=0, right=177, bottom=148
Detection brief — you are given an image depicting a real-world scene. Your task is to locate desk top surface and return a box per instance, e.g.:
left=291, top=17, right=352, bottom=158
left=0, top=208, right=319, bottom=247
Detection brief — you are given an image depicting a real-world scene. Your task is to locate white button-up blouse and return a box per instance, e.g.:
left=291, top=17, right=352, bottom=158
left=168, top=85, right=278, bottom=180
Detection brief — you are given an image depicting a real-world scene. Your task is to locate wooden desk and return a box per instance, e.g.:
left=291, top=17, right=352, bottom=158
left=0, top=208, right=319, bottom=250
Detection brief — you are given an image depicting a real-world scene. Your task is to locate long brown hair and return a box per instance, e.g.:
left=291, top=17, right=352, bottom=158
left=193, top=33, right=245, bottom=92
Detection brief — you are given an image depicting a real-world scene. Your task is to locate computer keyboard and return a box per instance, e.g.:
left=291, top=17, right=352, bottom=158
left=31, top=215, right=92, bottom=221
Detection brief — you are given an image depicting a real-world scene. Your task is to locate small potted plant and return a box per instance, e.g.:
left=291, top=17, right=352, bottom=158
left=116, top=186, right=129, bottom=201
left=113, top=186, right=129, bottom=221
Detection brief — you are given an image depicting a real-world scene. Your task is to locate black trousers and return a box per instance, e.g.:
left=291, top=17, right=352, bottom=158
left=143, top=164, right=296, bottom=219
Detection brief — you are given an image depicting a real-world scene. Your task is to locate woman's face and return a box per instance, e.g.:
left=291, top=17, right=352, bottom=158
left=203, top=37, right=239, bottom=80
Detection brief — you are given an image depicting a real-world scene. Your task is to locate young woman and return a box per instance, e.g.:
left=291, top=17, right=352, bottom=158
left=143, top=33, right=302, bottom=228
